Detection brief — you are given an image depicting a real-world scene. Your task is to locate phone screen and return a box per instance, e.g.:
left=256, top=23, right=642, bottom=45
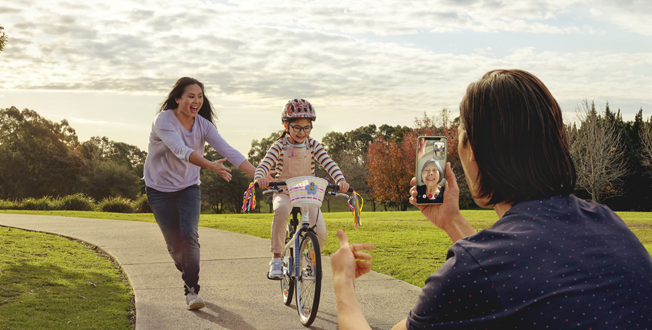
left=416, top=136, right=447, bottom=204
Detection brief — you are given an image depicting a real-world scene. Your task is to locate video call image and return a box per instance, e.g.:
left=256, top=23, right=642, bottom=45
left=416, top=137, right=446, bottom=204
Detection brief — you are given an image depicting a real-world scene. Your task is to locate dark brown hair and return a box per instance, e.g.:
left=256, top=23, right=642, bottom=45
left=159, top=77, right=215, bottom=126
left=459, top=69, right=576, bottom=206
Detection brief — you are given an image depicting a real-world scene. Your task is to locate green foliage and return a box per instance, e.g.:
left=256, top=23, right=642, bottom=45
left=0, top=227, right=133, bottom=329
left=97, top=197, right=134, bottom=213
left=0, top=108, right=147, bottom=202
left=201, top=145, right=253, bottom=214
left=0, top=24, right=7, bottom=52
left=0, top=199, right=20, bottom=210
left=132, top=194, right=151, bottom=213
left=82, top=160, right=141, bottom=201
left=247, top=131, right=281, bottom=165
left=59, top=193, right=95, bottom=211
left=20, top=196, right=60, bottom=211
left=0, top=107, right=83, bottom=199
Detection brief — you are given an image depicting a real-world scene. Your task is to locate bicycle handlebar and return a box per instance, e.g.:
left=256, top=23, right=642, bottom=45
left=255, top=181, right=354, bottom=194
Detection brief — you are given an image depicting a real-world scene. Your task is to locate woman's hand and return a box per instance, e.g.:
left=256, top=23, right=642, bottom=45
left=331, top=229, right=375, bottom=282
left=410, top=162, right=475, bottom=242
left=255, top=177, right=269, bottom=189
left=209, top=158, right=232, bottom=182
left=338, top=180, right=350, bottom=193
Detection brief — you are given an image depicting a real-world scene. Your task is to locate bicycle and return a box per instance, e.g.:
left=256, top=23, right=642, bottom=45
left=253, top=180, right=354, bottom=327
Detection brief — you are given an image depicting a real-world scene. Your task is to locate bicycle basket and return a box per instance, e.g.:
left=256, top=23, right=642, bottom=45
left=286, top=176, right=328, bottom=208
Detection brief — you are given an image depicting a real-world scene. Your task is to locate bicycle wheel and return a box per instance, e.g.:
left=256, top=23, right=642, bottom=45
left=281, top=244, right=294, bottom=306
left=295, top=230, right=321, bottom=326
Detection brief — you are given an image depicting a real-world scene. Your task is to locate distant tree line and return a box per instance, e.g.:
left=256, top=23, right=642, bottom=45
left=0, top=107, right=144, bottom=202
left=1, top=103, right=651, bottom=212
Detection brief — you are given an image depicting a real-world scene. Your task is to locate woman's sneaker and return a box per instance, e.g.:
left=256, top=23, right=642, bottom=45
left=268, top=258, right=283, bottom=280
left=186, top=287, right=205, bottom=310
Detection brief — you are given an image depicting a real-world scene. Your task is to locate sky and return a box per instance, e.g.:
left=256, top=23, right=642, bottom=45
left=1, top=0, right=651, bottom=155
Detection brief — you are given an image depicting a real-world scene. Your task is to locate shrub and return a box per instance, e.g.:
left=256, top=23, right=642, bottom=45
left=133, top=194, right=151, bottom=213
left=97, top=196, right=134, bottom=213
left=21, top=196, right=59, bottom=210
left=0, top=199, right=20, bottom=210
left=59, top=193, right=95, bottom=211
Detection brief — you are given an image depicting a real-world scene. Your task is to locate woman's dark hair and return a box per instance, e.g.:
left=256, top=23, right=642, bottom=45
left=459, top=69, right=576, bottom=206
left=159, top=77, right=216, bottom=126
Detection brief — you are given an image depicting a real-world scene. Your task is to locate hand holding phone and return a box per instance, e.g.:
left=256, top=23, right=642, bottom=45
left=416, top=136, right=447, bottom=204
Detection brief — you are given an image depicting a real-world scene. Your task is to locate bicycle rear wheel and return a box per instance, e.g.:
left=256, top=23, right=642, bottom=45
left=281, top=244, right=294, bottom=306
left=295, top=230, right=321, bottom=326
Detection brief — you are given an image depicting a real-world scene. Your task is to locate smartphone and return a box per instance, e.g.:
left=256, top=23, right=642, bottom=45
left=416, top=136, right=447, bottom=204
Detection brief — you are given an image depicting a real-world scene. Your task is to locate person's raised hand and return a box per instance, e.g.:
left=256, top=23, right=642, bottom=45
left=409, top=162, right=461, bottom=229
left=331, top=229, right=375, bottom=284
left=211, top=158, right=232, bottom=182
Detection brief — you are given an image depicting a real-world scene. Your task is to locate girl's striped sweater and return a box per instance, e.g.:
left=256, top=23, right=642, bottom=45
left=254, top=137, right=345, bottom=183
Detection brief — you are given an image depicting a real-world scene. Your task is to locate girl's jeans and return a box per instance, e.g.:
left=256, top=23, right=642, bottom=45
left=146, top=185, right=201, bottom=295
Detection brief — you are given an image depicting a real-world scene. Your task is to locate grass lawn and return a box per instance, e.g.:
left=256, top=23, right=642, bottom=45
left=0, top=226, right=134, bottom=329
left=3, top=209, right=651, bottom=288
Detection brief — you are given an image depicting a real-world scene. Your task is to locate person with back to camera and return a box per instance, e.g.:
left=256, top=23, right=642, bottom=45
left=143, top=77, right=259, bottom=310
left=417, top=159, right=444, bottom=203
left=254, top=99, right=349, bottom=279
left=330, top=69, right=652, bottom=329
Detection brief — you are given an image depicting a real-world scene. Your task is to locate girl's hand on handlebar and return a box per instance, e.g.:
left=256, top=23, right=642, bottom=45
left=210, top=158, right=232, bottom=182
left=255, top=177, right=269, bottom=189
left=338, top=180, right=350, bottom=193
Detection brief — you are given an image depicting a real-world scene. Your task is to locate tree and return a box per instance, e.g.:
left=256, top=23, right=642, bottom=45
left=247, top=131, right=281, bottom=213
left=0, top=25, right=7, bottom=52
left=81, top=159, right=141, bottom=201
left=0, top=107, right=84, bottom=198
left=79, top=136, right=148, bottom=195
left=366, top=134, right=414, bottom=211
left=0, top=145, right=28, bottom=199
left=569, top=100, right=627, bottom=203
left=322, top=124, right=377, bottom=210
left=640, top=116, right=652, bottom=177
left=201, top=145, right=252, bottom=213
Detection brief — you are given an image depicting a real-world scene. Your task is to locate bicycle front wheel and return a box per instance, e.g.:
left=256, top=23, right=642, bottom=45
left=295, top=231, right=321, bottom=326
left=281, top=244, right=294, bottom=306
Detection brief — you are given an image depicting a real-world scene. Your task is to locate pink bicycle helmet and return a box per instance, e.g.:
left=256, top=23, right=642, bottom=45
left=281, top=99, right=316, bottom=122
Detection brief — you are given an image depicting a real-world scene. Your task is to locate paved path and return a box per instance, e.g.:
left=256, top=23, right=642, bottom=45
left=0, top=214, right=422, bottom=330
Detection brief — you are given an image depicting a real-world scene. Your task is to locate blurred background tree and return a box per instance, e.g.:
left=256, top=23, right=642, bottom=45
left=0, top=24, right=7, bottom=52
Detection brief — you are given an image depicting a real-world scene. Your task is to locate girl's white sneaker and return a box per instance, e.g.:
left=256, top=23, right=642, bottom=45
left=268, top=258, right=283, bottom=280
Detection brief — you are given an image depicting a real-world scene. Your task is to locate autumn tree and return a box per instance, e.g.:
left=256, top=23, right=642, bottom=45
left=569, top=100, right=627, bottom=203
left=366, top=134, right=415, bottom=211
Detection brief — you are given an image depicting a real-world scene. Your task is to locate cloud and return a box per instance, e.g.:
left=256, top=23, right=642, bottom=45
left=0, top=0, right=650, bottom=121
left=589, top=0, right=652, bottom=36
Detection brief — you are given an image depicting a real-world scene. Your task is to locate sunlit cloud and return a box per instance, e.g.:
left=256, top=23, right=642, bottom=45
left=0, top=0, right=650, bottom=151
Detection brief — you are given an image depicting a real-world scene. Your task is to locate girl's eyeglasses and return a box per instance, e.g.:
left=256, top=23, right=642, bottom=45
left=289, top=123, right=312, bottom=133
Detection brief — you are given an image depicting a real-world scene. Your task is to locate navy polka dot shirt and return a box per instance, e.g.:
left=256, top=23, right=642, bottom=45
left=407, top=195, right=652, bottom=329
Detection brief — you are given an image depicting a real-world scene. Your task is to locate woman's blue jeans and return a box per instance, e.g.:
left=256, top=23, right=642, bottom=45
left=146, top=185, right=201, bottom=295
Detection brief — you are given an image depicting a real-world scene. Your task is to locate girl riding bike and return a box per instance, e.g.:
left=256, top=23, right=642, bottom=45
left=254, top=99, right=349, bottom=279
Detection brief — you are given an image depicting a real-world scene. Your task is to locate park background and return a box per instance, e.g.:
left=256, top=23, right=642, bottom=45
left=1, top=1, right=652, bottom=328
